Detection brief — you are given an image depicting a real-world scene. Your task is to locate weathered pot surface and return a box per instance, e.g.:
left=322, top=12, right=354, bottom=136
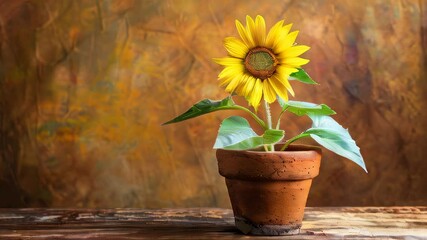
left=216, top=144, right=322, bottom=235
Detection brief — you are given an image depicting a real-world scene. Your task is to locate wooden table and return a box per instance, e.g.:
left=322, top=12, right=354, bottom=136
left=0, top=207, right=425, bottom=239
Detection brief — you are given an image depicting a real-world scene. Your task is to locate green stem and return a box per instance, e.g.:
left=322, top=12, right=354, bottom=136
left=275, top=106, right=288, bottom=129
left=264, top=100, right=273, bottom=129
left=263, top=100, right=274, bottom=152
left=280, top=133, right=310, bottom=151
left=263, top=145, right=269, bottom=152
left=230, top=105, right=267, bottom=130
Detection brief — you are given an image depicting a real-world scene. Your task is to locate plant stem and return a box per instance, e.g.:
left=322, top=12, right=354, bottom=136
left=280, top=133, right=310, bottom=151
left=263, top=100, right=274, bottom=152
left=275, top=106, right=288, bottom=129
left=230, top=105, right=267, bottom=130
left=264, top=100, right=272, bottom=129
left=263, top=145, right=269, bottom=152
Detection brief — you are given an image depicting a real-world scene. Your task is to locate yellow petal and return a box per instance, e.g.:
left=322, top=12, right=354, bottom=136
left=273, top=23, right=293, bottom=49
left=254, top=15, right=266, bottom=46
left=245, top=16, right=257, bottom=45
left=219, top=76, right=233, bottom=87
left=265, top=20, right=284, bottom=48
left=279, top=45, right=310, bottom=58
left=235, top=19, right=255, bottom=48
left=225, top=74, right=243, bottom=93
left=241, top=75, right=256, bottom=96
left=263, top=80, right=277, bottom=103
left=281, top=23, right=293, bottom=34
left=275, top=30, right=299, bottom=53
left=281, top=78, right=295, bottom=97
left=213, top=57, right=243, bottom=66
left=249, top=79, right=263, bottom=108
left=275, top=66, right=296, bottom=80
left=269, top=75, right=289, bottom=101
left=235, top=74, right=248, bottom=95
left=223, top=37, right=249, bottom=58
left=273, top=67, right=295, bottom=96
left=218, top=65, right=244, bottom=79
left=282, top=57, right=310, bottom=67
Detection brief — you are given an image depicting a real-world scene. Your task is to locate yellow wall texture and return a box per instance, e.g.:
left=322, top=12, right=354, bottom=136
left=1, top=0, right=426, bottom=207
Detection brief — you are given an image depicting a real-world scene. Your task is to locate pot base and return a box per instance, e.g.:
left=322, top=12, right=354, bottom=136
left=234, top=216, right=301, bottom=236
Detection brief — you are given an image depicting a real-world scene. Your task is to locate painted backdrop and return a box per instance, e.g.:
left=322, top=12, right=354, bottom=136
left=1, top=0, right=426, bottom=207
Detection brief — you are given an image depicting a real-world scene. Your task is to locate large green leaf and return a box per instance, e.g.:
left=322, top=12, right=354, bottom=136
left=213, top=116, right=284, bottom=150
left=289, top=68, right=317, bottom=84
left=163, top=96, right=235, bottom=125
left=277, top=99, right=336, bottom=116
left=306, top=115, right=367, bottom=172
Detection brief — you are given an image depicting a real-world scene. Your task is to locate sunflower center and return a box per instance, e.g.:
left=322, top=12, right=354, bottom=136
left=244, top=47, right=278, bottom=80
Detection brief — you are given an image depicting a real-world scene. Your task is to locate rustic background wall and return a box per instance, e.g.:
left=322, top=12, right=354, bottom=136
left=1, top=0, right=426, bottom=208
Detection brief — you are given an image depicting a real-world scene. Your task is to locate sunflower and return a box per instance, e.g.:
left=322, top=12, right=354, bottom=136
left=214, top=15, right=310, bottom=109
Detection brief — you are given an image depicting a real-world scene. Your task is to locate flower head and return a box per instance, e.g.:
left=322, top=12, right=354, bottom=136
left=214, top=15, right=310, bottom=109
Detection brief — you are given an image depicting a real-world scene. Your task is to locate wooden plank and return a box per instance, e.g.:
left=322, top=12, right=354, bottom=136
left=0, top=207, right=425, bottom=239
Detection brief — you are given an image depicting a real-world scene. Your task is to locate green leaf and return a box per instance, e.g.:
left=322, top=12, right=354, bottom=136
left=163, top=96, right=235, bottom=125
left=305, top=115, right=367, bottom=172
left=278, top=99, right=336, bottom=116
left=288, top=68, right=317, bottom=84
left=213, top=116, right=284, bottom=150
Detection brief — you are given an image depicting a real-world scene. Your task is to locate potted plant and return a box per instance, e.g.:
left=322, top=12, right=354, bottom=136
left=163, top=15, right=367, bottom=236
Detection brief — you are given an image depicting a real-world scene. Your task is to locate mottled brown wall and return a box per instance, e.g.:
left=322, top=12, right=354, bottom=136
left=0, top=0, right=426, bottom=208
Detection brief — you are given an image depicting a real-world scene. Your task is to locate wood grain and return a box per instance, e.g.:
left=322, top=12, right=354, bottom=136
left=0, top=207, right=426, bottom=239
left=0, top=0, right=426, bottom=208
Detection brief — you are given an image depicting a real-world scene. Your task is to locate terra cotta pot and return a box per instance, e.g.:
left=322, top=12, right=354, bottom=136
left=216, top=144, right=321, bottom=235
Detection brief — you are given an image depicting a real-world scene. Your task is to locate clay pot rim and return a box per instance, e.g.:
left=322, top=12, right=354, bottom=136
left=217, top=143, right=322, bottom=181
left=220, top=144, right=322, bottom=155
